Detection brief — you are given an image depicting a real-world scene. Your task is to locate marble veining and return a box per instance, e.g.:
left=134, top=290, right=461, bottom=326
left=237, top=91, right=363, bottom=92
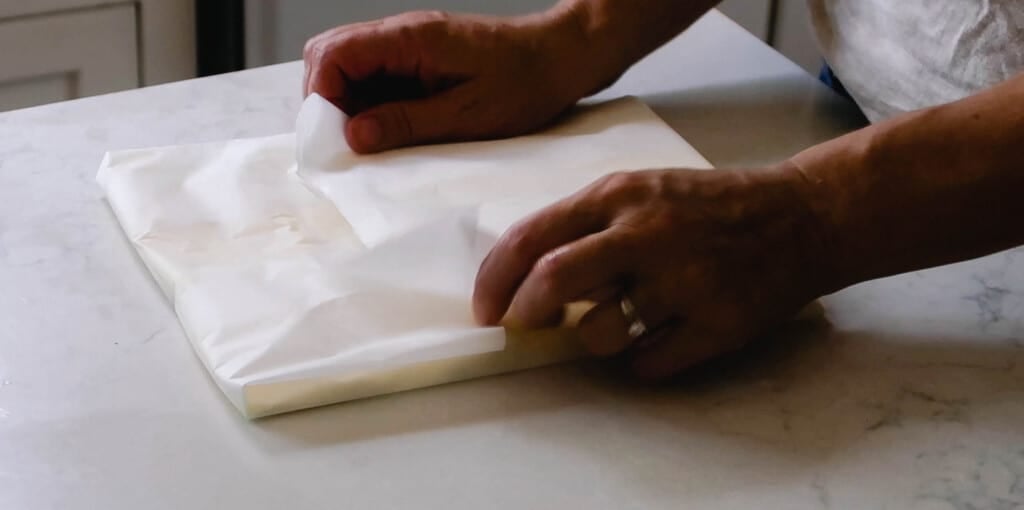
left=1, top=13, right=1023, bottom=510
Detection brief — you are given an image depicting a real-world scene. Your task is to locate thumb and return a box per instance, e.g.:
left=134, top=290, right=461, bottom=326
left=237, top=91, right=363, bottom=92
left=344, top=87, right=480, bottom=153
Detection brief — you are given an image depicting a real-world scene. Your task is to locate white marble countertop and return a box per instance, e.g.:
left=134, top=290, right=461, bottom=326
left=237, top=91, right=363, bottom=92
left=3, top=11, right=1023, bottom=510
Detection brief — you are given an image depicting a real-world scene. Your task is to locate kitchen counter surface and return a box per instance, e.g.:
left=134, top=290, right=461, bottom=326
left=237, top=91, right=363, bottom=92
left=3, top=10, right=1023, bottom=509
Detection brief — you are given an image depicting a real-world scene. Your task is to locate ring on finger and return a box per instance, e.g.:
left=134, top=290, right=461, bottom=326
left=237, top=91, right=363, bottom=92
left=620, top=295, right=648, bottom=340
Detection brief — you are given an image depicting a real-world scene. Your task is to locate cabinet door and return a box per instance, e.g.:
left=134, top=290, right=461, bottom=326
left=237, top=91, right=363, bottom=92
left=0, top=5, right=138, bottom=111
left=0, top=0, right=114, bottom=19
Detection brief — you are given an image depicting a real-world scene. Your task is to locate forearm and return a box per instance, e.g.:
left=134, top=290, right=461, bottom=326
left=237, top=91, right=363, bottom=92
left=540, top=0, right=721, bottom=98
left=791, top=74, right=1024, bottom=292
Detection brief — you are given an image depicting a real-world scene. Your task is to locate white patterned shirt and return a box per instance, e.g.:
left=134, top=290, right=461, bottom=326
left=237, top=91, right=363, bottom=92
left=808, top=0, right=1024, bottom=121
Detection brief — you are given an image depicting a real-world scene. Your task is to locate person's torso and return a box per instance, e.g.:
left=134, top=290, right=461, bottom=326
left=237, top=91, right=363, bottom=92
left=808, top=0, right=1024, bottom=121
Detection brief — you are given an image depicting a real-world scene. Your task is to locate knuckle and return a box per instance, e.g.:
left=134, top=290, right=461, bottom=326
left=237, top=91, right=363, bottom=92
left=502, top=224, right=535, bottom=259
left=304, top=29, right=349, bottom=64
left=591, top=171, right=643, bottom=205
left=303, top=38, right=324, bottom=64
left=303, top=29, right=335, bottom=60
left=412, top=9, right=450, bottom=22
left=395, top=10, right=450, bottom=38
left=303, top=38, right=316, bottom=60
left=604, top=228, right=642, bottom=257
left=593, top=171, right=628, bottom=191
left=312, top=28, right=371, bottom=68
left=533, top=249, right=570, bottom=294
left=644, top=209, right=678, bottom=235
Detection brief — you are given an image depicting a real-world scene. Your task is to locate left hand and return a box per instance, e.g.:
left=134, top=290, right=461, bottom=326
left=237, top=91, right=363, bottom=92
left=472, top=165, right=834, bottom=378
left=301, top=9, right=605, bottom=153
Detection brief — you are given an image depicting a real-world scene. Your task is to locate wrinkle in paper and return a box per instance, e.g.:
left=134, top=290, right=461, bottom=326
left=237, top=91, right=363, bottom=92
left=97, top=93, right=712, bottom=418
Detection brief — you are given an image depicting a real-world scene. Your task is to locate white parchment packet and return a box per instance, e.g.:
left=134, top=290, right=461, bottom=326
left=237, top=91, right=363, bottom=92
left=97, top=94, right=712, bottom=418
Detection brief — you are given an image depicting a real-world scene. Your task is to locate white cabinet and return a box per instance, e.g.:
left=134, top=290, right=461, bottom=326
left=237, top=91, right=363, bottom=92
left=0, top=0, right=194, bottom=112
left=0, top=5, right=138, bottom=111
left=0, top=0, right=120, bottom=19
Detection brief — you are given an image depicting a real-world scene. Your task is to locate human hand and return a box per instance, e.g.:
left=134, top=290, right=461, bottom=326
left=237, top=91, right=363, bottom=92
left=303, top=8, right=610, bottom=153
left=473, top=165, right=834, bottom=378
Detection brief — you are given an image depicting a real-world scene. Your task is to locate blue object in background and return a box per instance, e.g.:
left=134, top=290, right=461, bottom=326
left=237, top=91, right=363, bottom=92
left=819, top=62, right=854, bottom=101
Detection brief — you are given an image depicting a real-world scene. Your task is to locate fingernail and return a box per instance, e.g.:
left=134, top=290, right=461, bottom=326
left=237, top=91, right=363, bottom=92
left=351, top=116, right=382, bottom=150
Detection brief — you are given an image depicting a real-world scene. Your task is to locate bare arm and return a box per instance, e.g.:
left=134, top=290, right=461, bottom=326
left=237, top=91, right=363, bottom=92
left=473, top=74, right=1024, bottom=377
left=302, top=0, right=720, bottom=152
left=793, top=73, right=1024, bottom=292
left=548, top=0, right=722, bottom=98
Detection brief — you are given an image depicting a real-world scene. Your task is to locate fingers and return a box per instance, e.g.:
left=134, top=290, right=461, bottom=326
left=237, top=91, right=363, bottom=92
left=474, top=197, right=609, bottom=325
left=303, top=19, right=385, bottom=100
left=345, top=85, right=479, bottom=153
left=305, top=27, right=405, bottom=106
left=472, top=172, right=657, bottom=327
left=630, top=323, right=743, bottom=380
left=576, top=285, right=678, bottom=356
left=502, top=231, right=632, bottom=330
left=304, top=13, right=458, bottom=103
left=303, top=13, right=489, bottom=152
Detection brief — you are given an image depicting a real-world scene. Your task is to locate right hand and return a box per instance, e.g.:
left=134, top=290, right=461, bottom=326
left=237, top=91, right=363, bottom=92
left=303, top=9, right=609, bottom=153
left=472, top=165, right=833, bottom=379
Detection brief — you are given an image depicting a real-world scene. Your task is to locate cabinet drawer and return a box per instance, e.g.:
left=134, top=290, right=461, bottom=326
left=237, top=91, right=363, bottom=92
left=0, top=0, right=120, bottom=20
left=0, top=4, right=137, bottom=111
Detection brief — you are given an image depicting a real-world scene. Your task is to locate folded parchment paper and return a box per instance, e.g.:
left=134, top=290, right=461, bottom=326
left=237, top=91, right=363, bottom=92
left=97, top=95, right=712, bottom=418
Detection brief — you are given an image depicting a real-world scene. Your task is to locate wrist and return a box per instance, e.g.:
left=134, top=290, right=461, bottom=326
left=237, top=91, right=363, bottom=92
left=525, top=2, right=632, bottom=101
left=769, top=160, right=847, bottom=298
left=535, top=0, right=721, bottom=100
